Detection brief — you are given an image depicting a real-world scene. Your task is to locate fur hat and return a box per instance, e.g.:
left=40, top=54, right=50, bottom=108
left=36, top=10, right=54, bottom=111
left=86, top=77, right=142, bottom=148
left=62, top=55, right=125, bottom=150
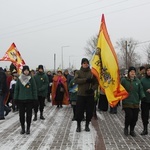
left=22, top=65, right=30, bottom=72
left=81, top=58, right=89, bottom=64
left=128, top=66, right=136, bottom=74
left=38, top=65, right=44, bottom=70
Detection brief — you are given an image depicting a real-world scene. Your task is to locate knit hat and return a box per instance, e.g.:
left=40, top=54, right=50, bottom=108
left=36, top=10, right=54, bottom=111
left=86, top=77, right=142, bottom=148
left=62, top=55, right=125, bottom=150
left=38, top=65, right=44, bottom=70
left=139, top=66, right=145, bottom=71
left=146, top=66, right=150, bottom=71
left=128, top=66, right=136, bottom=74
left=22, top=65, right=30, bottom=72
left=81, top=58, right=89, bottom=64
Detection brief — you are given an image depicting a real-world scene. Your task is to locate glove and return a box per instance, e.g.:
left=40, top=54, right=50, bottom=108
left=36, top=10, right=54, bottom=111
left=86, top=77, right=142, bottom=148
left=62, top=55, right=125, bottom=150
left=85, top=89, right=94, bottom=94
left=142, top=97, right=147, bottom=102
left=86, top=78, right=93, bottom=83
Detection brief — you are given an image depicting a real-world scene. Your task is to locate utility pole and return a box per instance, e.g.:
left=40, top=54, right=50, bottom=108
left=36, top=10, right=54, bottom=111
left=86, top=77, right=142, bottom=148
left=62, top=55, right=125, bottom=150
left=54, top=53, right=56, bottom=73
left=125, top=41, right=128, bottom=69
left=61, top=46, right=69, bottom=71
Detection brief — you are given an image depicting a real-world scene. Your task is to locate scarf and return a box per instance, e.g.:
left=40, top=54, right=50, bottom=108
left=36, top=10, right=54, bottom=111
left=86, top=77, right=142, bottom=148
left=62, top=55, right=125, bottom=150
left=19, top=74, right=31, bottom=86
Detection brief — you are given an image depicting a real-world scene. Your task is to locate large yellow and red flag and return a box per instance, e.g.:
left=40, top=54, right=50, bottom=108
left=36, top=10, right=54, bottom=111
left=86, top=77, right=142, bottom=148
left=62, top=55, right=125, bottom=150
left=91, top=14, right=128, bottom=107
left=0, top=43, right=25, bottom=74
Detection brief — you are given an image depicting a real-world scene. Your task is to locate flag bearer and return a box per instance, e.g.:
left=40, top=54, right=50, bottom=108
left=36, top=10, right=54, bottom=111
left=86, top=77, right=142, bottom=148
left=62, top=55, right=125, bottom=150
left=74, top=58, right=98, bottom=132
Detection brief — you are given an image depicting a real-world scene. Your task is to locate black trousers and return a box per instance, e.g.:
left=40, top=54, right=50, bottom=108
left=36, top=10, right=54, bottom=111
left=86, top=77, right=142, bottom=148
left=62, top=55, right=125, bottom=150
left=141, top=102, right=150, bottom=126
left=33, top=96, right=45, bottom=113
left=18, top=101, right=33, bottom=127
left=72, top=105, right=76, bottom=117
left=75, top=95, right=94, bottom=122
left=124, top=107, right=139, bottom=131
left=98, top=94, right=108, bottom=111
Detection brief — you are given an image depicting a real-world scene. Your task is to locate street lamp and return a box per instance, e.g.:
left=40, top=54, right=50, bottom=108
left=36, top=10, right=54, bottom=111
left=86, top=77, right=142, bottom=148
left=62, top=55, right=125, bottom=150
left=54, top=53, right=56, bottom=73
left=125, top=41, right=128, bottom=69
left=69, top=55, right=75, bottom=69
left=61, top=46, right=69, bottom=70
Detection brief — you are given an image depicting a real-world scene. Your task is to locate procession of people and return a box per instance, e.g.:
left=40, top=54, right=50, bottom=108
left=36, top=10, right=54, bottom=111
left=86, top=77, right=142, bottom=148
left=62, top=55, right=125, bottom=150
left=0, top=60, right=150, bottom=138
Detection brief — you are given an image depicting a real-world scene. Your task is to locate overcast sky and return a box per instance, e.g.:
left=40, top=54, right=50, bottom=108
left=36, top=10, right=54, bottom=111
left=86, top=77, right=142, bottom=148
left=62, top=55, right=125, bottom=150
left=0, top=0, right=150, bottom=71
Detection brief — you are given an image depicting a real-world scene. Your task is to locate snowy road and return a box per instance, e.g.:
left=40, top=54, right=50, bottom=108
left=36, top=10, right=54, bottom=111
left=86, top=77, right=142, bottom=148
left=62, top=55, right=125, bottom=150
left=0, top=103, right=99, bottom=150
left=1, top=102, right=150, bottom=150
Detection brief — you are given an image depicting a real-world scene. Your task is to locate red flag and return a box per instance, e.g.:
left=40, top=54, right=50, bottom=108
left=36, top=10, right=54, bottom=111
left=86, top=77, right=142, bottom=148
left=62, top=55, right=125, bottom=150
left=0, top=43, right=25, bottom=73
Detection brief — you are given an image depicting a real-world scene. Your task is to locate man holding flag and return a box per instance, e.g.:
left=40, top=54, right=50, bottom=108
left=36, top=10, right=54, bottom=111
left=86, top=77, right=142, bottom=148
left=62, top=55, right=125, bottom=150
left=91, top=14, right=128, bottom=107
left=74, top=58, right=98, bottom=132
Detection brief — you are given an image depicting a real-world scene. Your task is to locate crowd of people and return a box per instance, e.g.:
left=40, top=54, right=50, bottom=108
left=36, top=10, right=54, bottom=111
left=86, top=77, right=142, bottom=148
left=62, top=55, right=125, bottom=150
left=0, top=60, right=150, bottom=138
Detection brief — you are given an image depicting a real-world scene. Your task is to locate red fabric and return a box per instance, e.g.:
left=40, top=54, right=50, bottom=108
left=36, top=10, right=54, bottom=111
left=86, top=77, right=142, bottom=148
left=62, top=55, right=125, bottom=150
left=51, top=75, right=69, bottom=105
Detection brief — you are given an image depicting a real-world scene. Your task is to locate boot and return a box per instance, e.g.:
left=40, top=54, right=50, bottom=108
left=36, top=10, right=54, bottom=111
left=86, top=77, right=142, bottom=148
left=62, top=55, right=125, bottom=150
left=40, top=112, right=45, bottom=120
left=124, top=128, right=128, bottom=136
left=85, top=121, right=90, bottom=132
left=33, top=113, right=37, bottom=121
left=93, top=113, right=98, bottom=120
left=20, top=125, right=25, bottom=134
left=141, top=125, right=148, bottom=135
left=47, top=96, right=50, bottom=102
left=130, top=131, right=136, bottom=137
left=76, top=121, right=81, bottom=132
left=130, top=125, right=136, bottom=137
left=26, top=125, right=30, bottom=135
left=72, top=116, right=76, bottom=121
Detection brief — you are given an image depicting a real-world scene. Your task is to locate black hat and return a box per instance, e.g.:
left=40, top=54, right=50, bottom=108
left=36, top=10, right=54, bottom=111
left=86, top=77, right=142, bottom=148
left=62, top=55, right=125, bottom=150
left=139, top=66, right=145, bottom=71
left=38, top=65, right=44, bottom=70
left=128, top=66, right=136, bottom=74
left=22, top=65, right=30, bottom=72
left=146, top=66, right=150, bottom=71
left=81, top=58, right=89, bottom=64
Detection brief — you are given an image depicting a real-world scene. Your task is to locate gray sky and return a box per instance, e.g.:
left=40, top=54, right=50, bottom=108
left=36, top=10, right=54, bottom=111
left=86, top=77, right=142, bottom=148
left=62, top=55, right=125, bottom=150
left=0, top=0, right=150, bottom=71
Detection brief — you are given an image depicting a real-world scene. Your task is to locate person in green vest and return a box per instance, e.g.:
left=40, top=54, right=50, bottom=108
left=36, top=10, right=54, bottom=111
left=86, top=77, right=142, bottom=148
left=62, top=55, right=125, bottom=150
left=14, top=65, right=37, bottom=134
left=121, top=66, right=145, bottom=137
left=140, top=66, right=150, bottom=135
left=33, top=65, right=49, bottom=121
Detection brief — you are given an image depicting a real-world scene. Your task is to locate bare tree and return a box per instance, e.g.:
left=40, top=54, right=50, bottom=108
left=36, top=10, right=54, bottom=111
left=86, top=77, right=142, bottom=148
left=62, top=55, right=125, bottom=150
left=116, top=38, right=141, bottom=69
left=144, top=43, right=150, bottom=64
left=84, top=35, right=98, bottom=58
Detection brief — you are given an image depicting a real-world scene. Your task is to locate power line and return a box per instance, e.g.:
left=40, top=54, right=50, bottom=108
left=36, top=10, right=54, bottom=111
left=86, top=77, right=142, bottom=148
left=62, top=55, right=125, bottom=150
left=0, top=0, right=127, bottom=35
left=0, top=0, right=102, bottom=30
left=1, top=0, right=150, bottom=39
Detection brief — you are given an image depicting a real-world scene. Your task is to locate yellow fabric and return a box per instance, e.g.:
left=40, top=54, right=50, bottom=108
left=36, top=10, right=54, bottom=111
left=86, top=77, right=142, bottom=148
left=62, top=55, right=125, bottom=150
left=0, top=43, right=25, bottom=74
left=91, top=14, right=128, bottom=107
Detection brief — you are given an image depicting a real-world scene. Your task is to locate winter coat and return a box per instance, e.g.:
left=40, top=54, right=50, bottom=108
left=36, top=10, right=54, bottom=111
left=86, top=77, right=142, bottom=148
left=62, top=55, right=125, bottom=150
left=34, top=72, right=49, bottom=97
left=141, top=76, right=150, bottom=103
left=74, top=66, right=98, bottom=96
left=51, top=75, right=69, bottom=105
left=121, top=77, right=145, bottom=108
left=0, top=68, right=7, bottom=95
left=14, top=74, right=37, bottom=101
